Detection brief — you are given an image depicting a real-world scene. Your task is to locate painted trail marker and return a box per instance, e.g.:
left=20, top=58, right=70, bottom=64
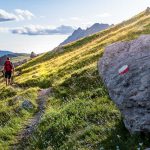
left=118, top=65, right=129, bottom=75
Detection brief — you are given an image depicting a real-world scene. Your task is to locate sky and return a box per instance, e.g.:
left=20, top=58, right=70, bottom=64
left=0, top=0, right=149, bottom=54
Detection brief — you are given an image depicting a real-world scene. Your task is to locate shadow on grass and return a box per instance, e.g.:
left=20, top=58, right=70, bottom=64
left=99, top=120, right=150, bottom=150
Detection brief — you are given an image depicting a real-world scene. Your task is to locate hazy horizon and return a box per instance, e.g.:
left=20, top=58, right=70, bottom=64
left=0, top=0, right=149, bottom=54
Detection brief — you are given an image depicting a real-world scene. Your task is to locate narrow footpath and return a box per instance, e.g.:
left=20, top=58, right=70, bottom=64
left=13, top=88, right=51, bottom=149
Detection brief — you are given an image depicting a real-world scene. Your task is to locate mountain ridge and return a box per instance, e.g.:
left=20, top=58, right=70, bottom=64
left=0, top=50, right=28, bottom=57
left=60, top=23, right=111, bottom=45
left=0, top=50, right=14, bottom=57
left=0, top=51, right=30, bottom=67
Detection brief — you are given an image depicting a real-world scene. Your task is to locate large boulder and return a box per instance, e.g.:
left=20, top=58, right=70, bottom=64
left=30, top=51, right=37, bottom=59
left=98, top=35, right=150, bottom=134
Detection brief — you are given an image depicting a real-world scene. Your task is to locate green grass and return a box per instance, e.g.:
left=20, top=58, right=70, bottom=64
left=0, top=85, right=38, bottom=148
left=0, top=9, right=150, bottom=149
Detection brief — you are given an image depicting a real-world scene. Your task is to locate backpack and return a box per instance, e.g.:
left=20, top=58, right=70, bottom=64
left=4, top=60, right=13, bottom=72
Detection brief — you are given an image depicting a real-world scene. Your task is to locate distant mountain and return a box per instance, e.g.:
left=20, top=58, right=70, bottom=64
left=60, top=23, right=111, bottom=45
left=0, top=50, right=29, bottom=66
left=0, top=50, right=14, bottom=57
left=0, top=54, right=16, bottom=66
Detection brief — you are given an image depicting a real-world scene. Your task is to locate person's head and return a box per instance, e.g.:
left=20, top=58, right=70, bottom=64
left=6, top=57, right=10, bottom=61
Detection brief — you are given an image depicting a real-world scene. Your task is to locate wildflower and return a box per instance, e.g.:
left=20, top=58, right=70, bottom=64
left=99, top=147, right=104, bottom=150
left=116, top=145, right=120, bottom=150
left=117, top=134, right=121, bottom=138
left=139, top=143, right=143, bottom=146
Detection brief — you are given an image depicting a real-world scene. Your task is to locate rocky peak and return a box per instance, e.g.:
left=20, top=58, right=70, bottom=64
left=74, top=27, right=84, bottom=34
left=60, top=23, right=110, bottom=45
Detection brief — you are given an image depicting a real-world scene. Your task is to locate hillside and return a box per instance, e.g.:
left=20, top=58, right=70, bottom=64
left=0, top=8, right=150, bottom=149
left=60, top=23, right=110, bottom=46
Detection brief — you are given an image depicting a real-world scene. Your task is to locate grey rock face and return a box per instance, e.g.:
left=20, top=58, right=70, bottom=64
left=98, top=35, right=150, bottom=134
left=60, top=23, right=110, bottom=46
left=21, top=100, right=34, bottom=110
left=146, top=7, right=150, bottom=13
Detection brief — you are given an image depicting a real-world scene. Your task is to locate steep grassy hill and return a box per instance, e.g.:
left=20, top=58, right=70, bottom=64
left=0, top=8, right=150, bottom=149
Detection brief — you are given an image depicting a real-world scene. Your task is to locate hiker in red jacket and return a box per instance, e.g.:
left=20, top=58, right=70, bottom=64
left=3, top=57, right=14, bottom=86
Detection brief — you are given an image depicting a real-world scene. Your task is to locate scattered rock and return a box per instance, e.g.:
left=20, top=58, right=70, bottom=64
left=52, top=46, right=64, bottom=53
left=146, top=7, right=150, bottom=14
left=98, top=35, right=150, bottom=134
left=38, top=88, right=52, bottom=97
left=21, top=100, right=34, bottom=110
left=30, top=51, right=37, bottom=59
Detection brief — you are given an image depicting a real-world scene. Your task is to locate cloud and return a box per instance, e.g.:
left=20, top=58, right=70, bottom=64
left=11, top=25, right=75, bottom=35
left=0, top=9, right=34, bottom=22
left=0, top=9, right=16, bottom=22
left=15, top=9, right=35, bottom=20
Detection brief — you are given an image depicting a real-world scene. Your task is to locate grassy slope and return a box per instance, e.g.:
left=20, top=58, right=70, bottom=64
left=0, top=9, right=150, bottom=149
left=0, top=82, right=38, bottom=148
left=11, top=55, right=30, bottom=63
left=0, top=57, right=37, bottom=148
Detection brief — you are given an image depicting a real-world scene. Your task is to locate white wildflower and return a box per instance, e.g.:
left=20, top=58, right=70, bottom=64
left=117, top=134, right=121, bottom=138
left=139, top=143, right=143, bottom=146
left=100, top=147, right=104, bottom=150
left=116, top=145, right=120, bottom=150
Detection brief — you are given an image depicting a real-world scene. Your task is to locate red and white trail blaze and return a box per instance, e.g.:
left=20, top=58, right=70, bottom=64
left=118, top=65, right=129, bottom=75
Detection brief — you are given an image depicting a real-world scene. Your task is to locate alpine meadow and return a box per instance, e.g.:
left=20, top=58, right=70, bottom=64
left=0, top=7, right=150, bottom=150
